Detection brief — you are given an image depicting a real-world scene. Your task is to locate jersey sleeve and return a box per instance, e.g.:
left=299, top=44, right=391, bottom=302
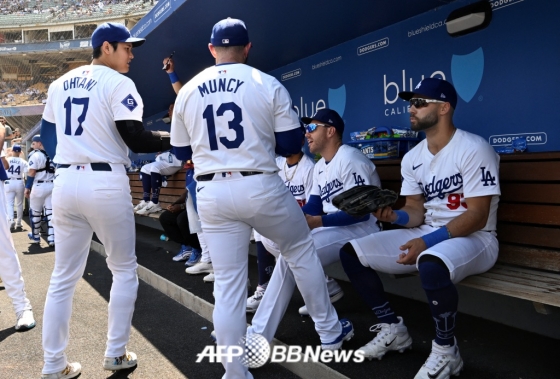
left=28, top=152, right=45, bottom=170
left=310, top=164, right=321, bottom=197
left=111, top=77, right=144, bottom=122
left=42, top=84, right=56, bottom=123
left=400, top=153, right=423, bottom=196
left=461, top=142, right=501, bottom=198
left=170, top=89, right=191, bottom=147
left=303, top=162, right=314, bottom=201
left=272, top=80, right=300, bottom=133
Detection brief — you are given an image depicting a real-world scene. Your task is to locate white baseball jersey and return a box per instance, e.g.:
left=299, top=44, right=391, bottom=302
left=28, top=150, right=54, bottom=181
left=401, top=128, right=500, bottom=231
left=6, top=157, right=27, bottom=180
left=276, top=154, right=314, bottom=206
left=311, top=144, right=381, bottom=214
left=171, top=63, right=299, bottom=178
left=42, top=64, right=144, bottom=165
left=156, top=150, right=182, bottom=166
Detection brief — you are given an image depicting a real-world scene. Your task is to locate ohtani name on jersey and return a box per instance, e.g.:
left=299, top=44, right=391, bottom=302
left=198, top=78, right=244, bottom=97
left=319, top=178, right=344, bottom=202
left=63, top=77, right=98, bottom=91
left=285, top=181, right=305, bottom=197
left=420, top=173, right=463, bottom=202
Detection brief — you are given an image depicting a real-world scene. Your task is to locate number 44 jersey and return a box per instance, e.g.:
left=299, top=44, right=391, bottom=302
left=42, top=65, right=143, bottom=165
left=400, top=128, right=501, bottom=232
left=171, top=63, right=300, bottom=178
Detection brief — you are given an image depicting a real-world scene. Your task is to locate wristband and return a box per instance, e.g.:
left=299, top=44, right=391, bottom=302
left=168, top=71, right=179, bottom=84
left=392, top=210, right=409, bottom=226
left=421, top=226, right=451, bottom=249
left=25, top=175, right=35, bottom=190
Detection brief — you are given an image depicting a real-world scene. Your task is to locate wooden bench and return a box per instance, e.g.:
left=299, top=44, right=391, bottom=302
left=128, top=169, right=187, bottom=220
left=374, top=151, right=560, bottom=314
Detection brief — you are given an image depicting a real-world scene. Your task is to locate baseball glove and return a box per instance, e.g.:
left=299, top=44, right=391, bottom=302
left=332, top=185, right=398, bottom=217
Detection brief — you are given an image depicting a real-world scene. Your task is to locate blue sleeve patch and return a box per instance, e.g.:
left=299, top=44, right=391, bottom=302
left=121, top=94, right=138, bottom=111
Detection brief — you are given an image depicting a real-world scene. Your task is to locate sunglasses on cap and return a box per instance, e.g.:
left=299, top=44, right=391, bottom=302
left=305, top=123, right=331, bottom=133
left=409, top=98, right=445, bottom=108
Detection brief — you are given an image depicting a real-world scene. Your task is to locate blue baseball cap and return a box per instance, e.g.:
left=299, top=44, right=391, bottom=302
left=398, top=78, right=458, bottom=109
left=92, top=22, right=145, bottom=49
left=210, top=18, right=249, bottom=47
left=12, top=144, right=21, bottom=152
left=32, top=135, right=41, bottom=142
left=301, top=108, right=345, bottom=134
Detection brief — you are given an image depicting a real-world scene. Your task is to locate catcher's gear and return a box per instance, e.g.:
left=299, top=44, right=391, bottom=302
left=332, top=185, right=398, bottom=217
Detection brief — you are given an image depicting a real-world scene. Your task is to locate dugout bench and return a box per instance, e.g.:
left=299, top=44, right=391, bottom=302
left=128, top=152, right=560, bottom=314
left=375, top=151, right=560, bottom=315
left=129, top=169, right=187, bottom=221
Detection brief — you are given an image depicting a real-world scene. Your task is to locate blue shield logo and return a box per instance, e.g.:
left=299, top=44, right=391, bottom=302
left=328, top=85, right=346, bottom=117
left=451, top=47, right=484, bottom=103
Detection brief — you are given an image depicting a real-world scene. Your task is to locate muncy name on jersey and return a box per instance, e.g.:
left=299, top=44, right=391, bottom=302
left=198, top=78, right=245, bottom=97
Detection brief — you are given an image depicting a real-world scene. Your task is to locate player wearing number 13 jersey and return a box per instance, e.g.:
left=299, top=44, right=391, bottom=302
left=40, top=23, right=171, bottom=379
left=171, top=18, right=350, bottom=379
left=340, top=78, right=500, bottom=379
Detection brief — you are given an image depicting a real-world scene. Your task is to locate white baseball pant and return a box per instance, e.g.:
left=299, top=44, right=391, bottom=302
left=0, top=181, right=32, bottom=315
left=4, top=178, right=24, bottom=225
left=140, top=160, right=182, bottom=176
left=196, top=172, right=340, bottom=379
left=42, top=164, right=138, bottom=375
left=253, top=219, right=379, bottom=339
left=349, top=224, right=499, bottom=283
left=29, top=180, right=54, bottom=243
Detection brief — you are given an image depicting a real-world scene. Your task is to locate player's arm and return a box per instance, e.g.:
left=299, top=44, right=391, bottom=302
left=163, top=57, right=183, bottom=95
left=374, top=193, right=426, bottom=228
left=24, top=167, right=37, bottom=198
left=115, top=120, right=171, bottom=153
left=40, top=119, right=57, bottom=158
left=0, top=127, right=8, bottom=170
left=275, top=129, right=303, bottom=156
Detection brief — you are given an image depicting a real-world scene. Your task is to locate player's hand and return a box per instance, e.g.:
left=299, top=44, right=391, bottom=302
left=305, top=214, right=322, bottom=230
left=24, top=188, right=30, bottom=198
left=168, top=204, right=182, bottom=213
left=373, top=206, right=397, bottom=223
left=396, top=238, right=427, bottom=265
left=163, top=57, right=175, bottom=73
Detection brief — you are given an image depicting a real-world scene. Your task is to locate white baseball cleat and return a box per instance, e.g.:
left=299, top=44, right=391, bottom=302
left=41, top=362, right=82, bottom=379
left=15, top=309, right=36, bottom=331
left=414, top=339, right=463, bottom=379
left=203, top=273, right=215, bottom=282
left=103, top=351, right=137, bottom=371
left=299, top=277, right=344, bottom=316
left=136, top=201, right=162, bottom=215
left=246, top=284, right=267, bottom=313
left=358, top=316, right=412, bottom=360
left=133, top=200, right=148, bottom=212
left=185, top=261, right=213, bottom=275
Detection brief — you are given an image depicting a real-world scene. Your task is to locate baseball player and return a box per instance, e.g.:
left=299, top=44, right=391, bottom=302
left=0, top=129, right=36, bottom=331
left=5, top=144, right=27, bottom=230
left=340, top=78, right=500, bottom=379
left=247, top=126, right=314, bottom=313
left=134, top=147, right=183, bottom=215
left=39, top=22, right=171, bottom=379
left=25, top=135, right=55, bottom=247
left=171, top=18, right=352, bottom=379
left=250, top=108, right=381, bottom=339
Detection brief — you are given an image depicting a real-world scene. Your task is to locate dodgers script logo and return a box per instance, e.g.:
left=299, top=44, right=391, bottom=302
left=451, top=47, right=484, bottom=103
left=319, top=179, right=344, bottom=203
left=285, top=181, right=305, bottom=197
left=328, top=84, right=346, bottom=117
left=420, top=173, right=463, bottom=202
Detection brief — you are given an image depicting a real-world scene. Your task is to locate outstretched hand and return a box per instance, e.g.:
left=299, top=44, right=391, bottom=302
left=372, top=206, right=397, bottom=223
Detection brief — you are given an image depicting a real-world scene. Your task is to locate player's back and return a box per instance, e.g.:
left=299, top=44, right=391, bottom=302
left=44, top=65, right=142, bottom=165
left=7, top=157, right=26, bottom=179
left=172, top=63, right=299, bottom=177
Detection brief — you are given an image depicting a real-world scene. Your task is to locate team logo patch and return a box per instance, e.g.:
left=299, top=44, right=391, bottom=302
left=121, top=94, right=138, bottom=111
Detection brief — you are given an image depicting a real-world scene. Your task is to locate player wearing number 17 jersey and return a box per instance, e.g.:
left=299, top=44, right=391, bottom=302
left=171, top=18, right=351, bottom=379
left=39, top=23, right=171, bottom=379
